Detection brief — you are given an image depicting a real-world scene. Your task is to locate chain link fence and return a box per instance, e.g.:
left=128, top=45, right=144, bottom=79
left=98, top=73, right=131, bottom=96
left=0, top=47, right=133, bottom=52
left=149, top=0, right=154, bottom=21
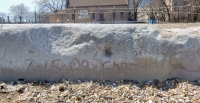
left=1, top=6, right=200, bottom=24
left=49, top=6, right=200, bottom=24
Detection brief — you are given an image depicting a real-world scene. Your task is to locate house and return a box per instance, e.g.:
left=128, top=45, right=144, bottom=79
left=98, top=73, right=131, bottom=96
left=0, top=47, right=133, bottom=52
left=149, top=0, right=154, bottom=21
left=49, top=0, right=130, bottom=23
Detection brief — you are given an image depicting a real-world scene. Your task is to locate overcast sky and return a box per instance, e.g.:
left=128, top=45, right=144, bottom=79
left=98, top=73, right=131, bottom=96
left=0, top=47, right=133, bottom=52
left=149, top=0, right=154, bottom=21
left=0, top=0, right=35, bottom=14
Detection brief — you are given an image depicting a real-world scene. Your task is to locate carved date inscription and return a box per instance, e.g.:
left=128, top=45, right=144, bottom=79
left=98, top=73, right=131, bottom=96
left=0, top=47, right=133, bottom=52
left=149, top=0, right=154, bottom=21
left=21, top=58, right=137, bottom=72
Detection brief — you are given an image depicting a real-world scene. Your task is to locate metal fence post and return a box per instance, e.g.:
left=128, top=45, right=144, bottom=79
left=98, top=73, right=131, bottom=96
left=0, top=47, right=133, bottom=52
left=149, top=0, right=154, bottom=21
left=91, top=10, right=92, bottom=23
left=35, top=8, right=37, bottom=23
left=177, top=0, right=180, bottom=22
left=7, top=16, right=10, bottom=24
left=62, top=11, right=63, bottom=23
left=187, top=6, right=191, bottom=24
left=151, top=8, right=153, bottom=25
left=74, top=6, right=76, bottom=24
left=113, top=6, right=115, bottom=24
left=39, top=15, right=40, bottom=23
left=109, top=10, right=111, bottom=23
left=161, top=10, right=164, bottom=22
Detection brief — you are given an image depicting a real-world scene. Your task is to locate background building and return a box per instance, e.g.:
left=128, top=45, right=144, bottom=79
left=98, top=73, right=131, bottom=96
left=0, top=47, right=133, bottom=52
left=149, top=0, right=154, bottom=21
left=49, top=0, right=129, bottom=23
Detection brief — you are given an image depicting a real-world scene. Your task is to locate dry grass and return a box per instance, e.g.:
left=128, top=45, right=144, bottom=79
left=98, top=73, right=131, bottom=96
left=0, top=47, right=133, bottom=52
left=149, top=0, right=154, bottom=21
left=152, top=23, right=200, bottom=29
left=149, top=23, right=200, bottom=38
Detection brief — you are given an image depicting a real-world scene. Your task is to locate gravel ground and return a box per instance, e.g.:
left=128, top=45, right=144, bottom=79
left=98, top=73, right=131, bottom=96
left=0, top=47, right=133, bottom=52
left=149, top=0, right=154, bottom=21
left=0, top=79, right=199, bottom=103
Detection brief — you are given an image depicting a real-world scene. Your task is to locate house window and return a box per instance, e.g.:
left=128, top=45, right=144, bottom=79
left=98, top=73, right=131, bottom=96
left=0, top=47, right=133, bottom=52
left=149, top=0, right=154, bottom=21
left=92, top=13, right=95, bottom=19
left=121, top=12, right=124, bottom=18
left=72, top=14, right=75, bottom=20
left=113, top=12, right=116, bottom=19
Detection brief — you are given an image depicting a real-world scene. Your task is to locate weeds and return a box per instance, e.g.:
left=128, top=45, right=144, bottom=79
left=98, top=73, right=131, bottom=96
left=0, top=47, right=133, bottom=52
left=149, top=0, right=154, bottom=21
left=103, top=45, right=113, bottom=56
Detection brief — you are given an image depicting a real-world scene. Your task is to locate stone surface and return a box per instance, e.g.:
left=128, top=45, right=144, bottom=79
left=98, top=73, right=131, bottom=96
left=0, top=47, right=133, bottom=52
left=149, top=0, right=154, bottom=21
left=0, top=24, right=200, bottom=81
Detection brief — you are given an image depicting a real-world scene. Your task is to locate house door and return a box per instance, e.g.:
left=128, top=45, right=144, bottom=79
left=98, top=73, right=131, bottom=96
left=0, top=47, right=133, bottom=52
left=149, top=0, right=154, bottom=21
left=99, top=13, right=104, bottom=21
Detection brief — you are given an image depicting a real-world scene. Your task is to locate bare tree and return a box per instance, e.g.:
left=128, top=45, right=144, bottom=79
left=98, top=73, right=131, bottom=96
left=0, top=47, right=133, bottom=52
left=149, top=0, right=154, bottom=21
left=37, top=11, right=49, bottom=23
left=138, top=0, right=200, bottom=22
left=190, top=0, right=200, bottom=22
left=0, top=12, right=5, bottom=30
left=159, top=0, right=172, bottom=22
left=140, top=0, right=174, bottom=22
left=9, top=4, right=30, bottom=23
left=0, top=17, right=3, bottom=31
left=24, top=12, right=35, bottom=23
left=138, top=0, right=161, bottom=21
left=35, top=0, right=69, bottom=12
left=0, top=12, right=6, bottom=23
left=128, top=0, right=143, bottom=21
left=170, top=0, right=199, bottom=22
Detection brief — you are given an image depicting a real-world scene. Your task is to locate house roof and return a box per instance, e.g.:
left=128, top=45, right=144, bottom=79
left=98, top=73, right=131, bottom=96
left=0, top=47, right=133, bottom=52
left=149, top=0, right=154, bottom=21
left=68, top=0, right=128, bottom=8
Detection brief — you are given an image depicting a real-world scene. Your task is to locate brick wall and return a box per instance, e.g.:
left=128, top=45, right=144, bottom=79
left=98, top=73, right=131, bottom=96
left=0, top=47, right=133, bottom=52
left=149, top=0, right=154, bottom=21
left=49, top=6, right=129, bottom=23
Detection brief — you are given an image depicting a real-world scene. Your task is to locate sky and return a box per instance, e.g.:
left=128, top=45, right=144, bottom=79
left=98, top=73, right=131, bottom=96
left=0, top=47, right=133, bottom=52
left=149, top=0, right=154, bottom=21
left=0, top=0, right=35, bottom=14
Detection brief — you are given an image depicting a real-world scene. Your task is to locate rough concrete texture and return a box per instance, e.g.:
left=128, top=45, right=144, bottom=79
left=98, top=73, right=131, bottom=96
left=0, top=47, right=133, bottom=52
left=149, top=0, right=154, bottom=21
left=0, top=24, right=200, bottom=82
